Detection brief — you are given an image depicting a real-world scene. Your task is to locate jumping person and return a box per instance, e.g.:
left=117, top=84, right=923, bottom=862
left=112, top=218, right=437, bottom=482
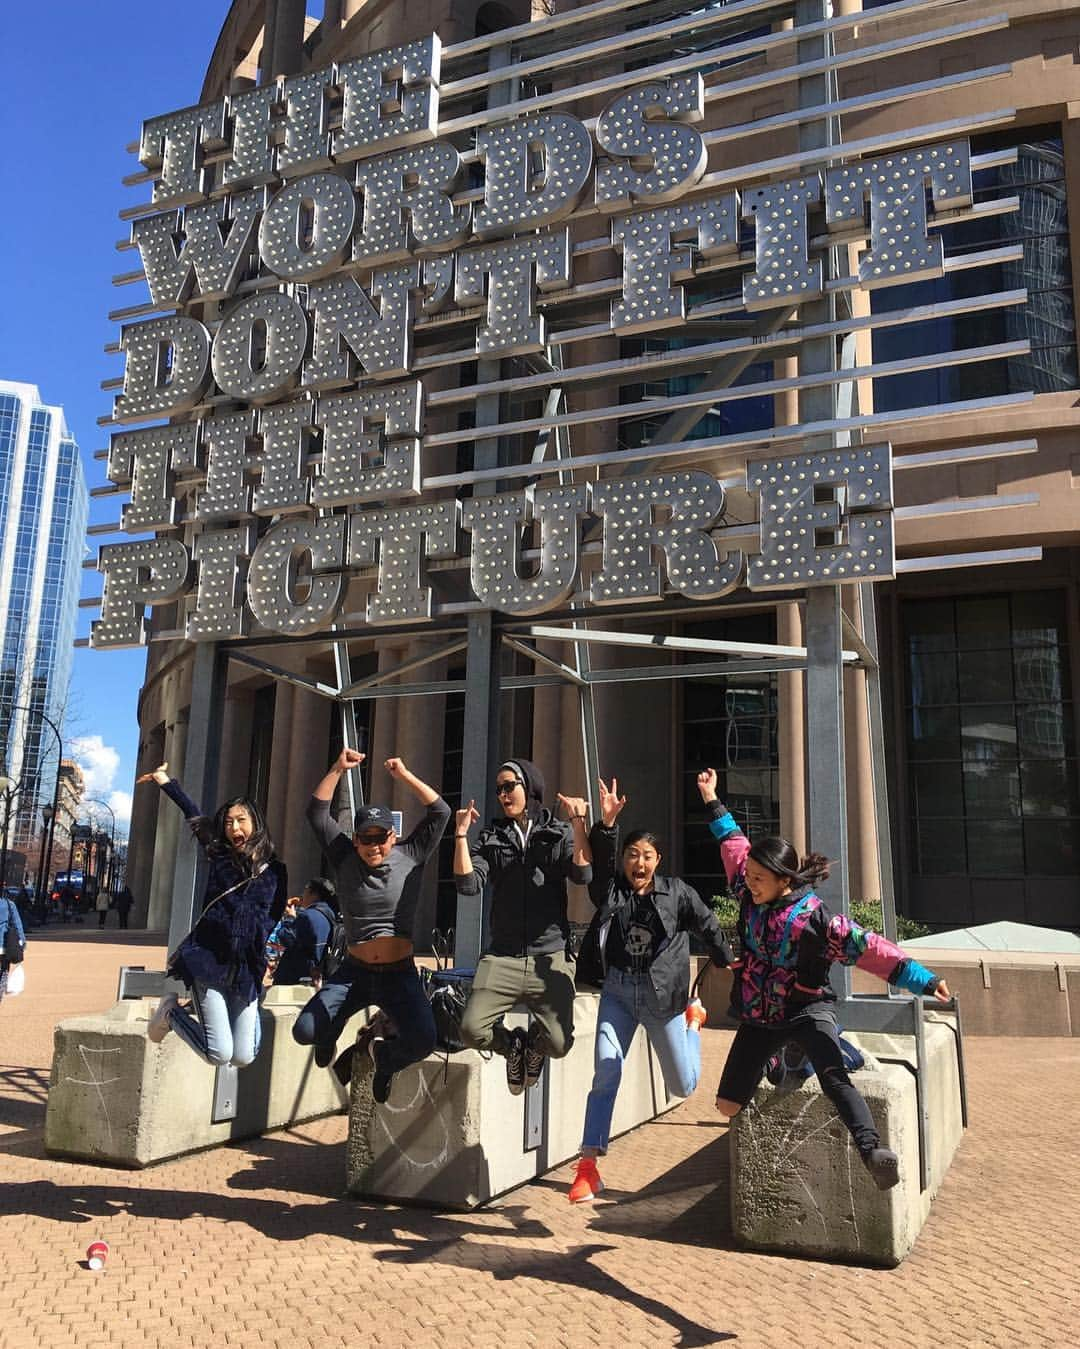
left=138, top=763, right=288, bottom=1066
left=567, top=777, right=737, bottom=1203
left=454, top=759, right=592, bottom=1095
left=698, top=768, right=950, bottom=1190
left=294, top=749, right=450, bottom=1104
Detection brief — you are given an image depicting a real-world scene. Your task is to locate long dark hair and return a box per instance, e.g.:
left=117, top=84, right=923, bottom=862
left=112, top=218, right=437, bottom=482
left=622, top=829, right=663, bottom=856
left=200, top=797, right=276, bottom=871
left=747, top=836, right=829, bottom=887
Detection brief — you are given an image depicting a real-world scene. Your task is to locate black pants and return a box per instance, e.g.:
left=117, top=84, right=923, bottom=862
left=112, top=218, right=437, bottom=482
left=292, top=956, right=436, bottom=1077
left=718, top=1013, right=879, bottom=1155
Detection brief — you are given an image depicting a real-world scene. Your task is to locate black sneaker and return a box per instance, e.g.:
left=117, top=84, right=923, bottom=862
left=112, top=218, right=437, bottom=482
left=862, top=1146, right=900, bottom=1190
left=505, top=1027, right=527, bottom=1096
left=524, top=1041, right=545, bottom=1090
left=332, top=1044, right=355, bottom=1086
left=314, top=1039, right=337, bottom=1069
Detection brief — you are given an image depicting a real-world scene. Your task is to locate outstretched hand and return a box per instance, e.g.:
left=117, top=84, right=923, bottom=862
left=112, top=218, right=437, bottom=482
left=556, top=793, right=588, bottom=822
left=455, top=799, right=480, bottom=835
left=696, top=768, right=718, bottom=803
left=136, top=762, right=170, bottom=786
left=597, top=776, right=627, bottom=827
left=934, top=979, right=951, bottom=1003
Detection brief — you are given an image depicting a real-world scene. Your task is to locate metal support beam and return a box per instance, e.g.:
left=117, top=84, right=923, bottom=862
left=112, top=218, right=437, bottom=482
left=796, top=0, right=851, bottom=996
left=521, top=623, right=860, bottom=664
left=338, top=639, right=470, bottom=697
left=333, top=642, right=365, bottom=821
left=856, top=588, right=898, bottom=943
left=166, top=642, right=227, bottom=957
left=456, top=41, right=518, bottom=969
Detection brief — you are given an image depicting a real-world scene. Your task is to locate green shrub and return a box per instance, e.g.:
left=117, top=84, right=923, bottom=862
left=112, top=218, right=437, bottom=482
left=711, top=892, right=929, bottom=943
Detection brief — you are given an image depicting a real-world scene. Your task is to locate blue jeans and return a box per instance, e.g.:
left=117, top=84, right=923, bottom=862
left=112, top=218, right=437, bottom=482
left=293, top=957, right=436, bottom=1077
left=169, top=981, right=262, bottom=1067
left=581, top=967, right=701, bottom=1153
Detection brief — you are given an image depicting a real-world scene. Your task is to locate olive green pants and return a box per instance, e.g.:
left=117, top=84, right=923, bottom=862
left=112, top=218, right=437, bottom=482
left=459, top=950, right=577, bottom=1058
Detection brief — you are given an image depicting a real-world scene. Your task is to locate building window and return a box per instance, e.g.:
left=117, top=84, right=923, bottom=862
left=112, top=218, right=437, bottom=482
left=680, top=612, right=779, bottom=903
left=871, top=128, right=1078, bottom=408
left=904, top=592, right=1079, bottom=880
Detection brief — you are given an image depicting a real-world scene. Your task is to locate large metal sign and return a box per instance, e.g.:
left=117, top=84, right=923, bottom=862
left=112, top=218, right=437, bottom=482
left=91, top=4, right=1036, bottom=649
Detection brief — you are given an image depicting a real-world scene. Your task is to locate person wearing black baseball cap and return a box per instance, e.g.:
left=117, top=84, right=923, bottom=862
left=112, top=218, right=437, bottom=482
left=293, top=747, right=451, bottom=1104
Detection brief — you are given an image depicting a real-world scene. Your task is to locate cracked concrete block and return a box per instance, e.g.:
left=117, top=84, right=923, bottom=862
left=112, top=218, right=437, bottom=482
left=730, top=1018, right=962, bottom=1265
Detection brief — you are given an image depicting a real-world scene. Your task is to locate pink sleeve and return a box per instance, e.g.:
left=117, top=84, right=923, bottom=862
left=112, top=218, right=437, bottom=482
left=825, top=913, right=904, bottom=980
left=720, top=831, right=751, bottom=888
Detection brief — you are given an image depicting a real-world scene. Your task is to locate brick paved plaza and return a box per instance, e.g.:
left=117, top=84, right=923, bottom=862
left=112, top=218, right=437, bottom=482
left=1, top=930, right=1076, bottom=1349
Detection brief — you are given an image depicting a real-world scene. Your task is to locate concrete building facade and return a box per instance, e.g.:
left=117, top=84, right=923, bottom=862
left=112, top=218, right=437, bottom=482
left=110, top=0, right=1080, bottom=937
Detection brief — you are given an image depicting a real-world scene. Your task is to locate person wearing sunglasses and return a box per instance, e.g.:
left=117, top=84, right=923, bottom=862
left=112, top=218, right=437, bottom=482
left=454, top=759, right=592, bottom=1095
left=294, top=747, right=450, bottom=1104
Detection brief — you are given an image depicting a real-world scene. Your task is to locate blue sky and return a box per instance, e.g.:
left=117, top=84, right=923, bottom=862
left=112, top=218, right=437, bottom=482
left=0, top=3, right=228, bottom=832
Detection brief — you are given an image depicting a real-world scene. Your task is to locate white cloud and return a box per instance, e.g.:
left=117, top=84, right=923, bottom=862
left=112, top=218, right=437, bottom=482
left=109, top=791, right=132, bottom=832
left=69, top=734, right=121, bottom=800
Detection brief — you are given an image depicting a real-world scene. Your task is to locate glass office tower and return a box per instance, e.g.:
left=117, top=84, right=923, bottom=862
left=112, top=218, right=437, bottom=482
left=0, top=380, right=88, bottom=858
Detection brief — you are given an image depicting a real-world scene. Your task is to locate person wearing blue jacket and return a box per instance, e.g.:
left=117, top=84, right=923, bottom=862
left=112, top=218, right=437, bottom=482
left=0, top=897, right=26, bottom=1003
left=272, top=877, right=338, bottom=986
left=137, top=762, right=288, bottom=1066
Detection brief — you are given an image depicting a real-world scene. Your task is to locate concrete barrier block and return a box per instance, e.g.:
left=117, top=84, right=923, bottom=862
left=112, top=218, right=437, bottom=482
left=346, top=992, right=674, bottom=1207
left=730, top=1018, right=961, bottom=1266
left=45, top=988, right=367, bottom=1167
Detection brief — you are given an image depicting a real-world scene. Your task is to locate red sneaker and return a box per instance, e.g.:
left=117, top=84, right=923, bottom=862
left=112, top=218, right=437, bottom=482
left=568, top=1157, right=604, bottom=1204
left=685, top=998, right=707, bottom=1031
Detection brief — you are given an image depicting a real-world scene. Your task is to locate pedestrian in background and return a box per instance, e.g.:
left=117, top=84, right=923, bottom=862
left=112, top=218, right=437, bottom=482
left=1, top=896, right=26, bottom=1004
left=95, top=889, right=111, bottom=929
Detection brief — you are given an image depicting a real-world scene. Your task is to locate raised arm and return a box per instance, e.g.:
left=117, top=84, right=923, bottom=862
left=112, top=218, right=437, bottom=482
left=697, top=767, right=750, bottom=886
left=137, top=761, right=212, bottom=846
left=453, top=798, right=481, bottom=883
left=555, top=792, right=593, bottom=879
left=386, top=757, right=451, bottom=861
left=307, top=749, right=364, bottom=860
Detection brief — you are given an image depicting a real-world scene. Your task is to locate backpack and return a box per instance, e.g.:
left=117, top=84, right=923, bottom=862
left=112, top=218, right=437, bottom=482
left=313, top=902, right=348, bottom=980
left=420, top=928, right=473, bottom=1054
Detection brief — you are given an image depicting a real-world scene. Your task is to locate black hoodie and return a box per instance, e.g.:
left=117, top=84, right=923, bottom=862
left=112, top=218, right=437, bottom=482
left=455, top=758, right=592, bottom=956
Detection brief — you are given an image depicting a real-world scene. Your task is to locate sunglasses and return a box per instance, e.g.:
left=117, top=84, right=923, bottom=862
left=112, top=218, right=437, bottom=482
left=495, top=780, right=523, bottom=796
left=355, top=829, right=391, bottom=845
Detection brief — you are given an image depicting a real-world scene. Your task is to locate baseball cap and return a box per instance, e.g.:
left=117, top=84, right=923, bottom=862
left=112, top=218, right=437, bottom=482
left=353, top=805, right=395, bottom=834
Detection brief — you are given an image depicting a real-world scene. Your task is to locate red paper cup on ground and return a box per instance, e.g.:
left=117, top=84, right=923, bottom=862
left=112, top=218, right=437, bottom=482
left=86, top=1241, right=109, bottom=1270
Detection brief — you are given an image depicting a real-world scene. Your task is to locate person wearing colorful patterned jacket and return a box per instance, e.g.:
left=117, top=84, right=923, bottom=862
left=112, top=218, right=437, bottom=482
left=698, top=768, right=950, bottom=1190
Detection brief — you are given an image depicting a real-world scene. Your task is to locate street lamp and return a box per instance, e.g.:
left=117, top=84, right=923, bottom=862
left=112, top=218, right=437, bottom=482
left=83, top=797, right=117, bottom=900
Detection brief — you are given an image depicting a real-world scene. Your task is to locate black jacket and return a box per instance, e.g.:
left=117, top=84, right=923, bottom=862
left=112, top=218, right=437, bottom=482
left=583, top=822, right=734, bottom=1018
left=456, top=808, right=592, bottom=956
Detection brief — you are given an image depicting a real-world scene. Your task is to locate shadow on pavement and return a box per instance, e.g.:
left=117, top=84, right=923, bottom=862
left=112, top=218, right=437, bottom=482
left=0, top=1065, right=49, bottom=1131
left=585, top=1129, right=734, bottom=1250
left=3, top=1167, right=734, bottom=1346
left=376, top=1237, right=735, bottom=1346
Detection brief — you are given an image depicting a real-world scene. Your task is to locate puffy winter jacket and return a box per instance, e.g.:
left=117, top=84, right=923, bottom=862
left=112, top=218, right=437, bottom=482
left=709, top=804, right=940, bottom=1025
